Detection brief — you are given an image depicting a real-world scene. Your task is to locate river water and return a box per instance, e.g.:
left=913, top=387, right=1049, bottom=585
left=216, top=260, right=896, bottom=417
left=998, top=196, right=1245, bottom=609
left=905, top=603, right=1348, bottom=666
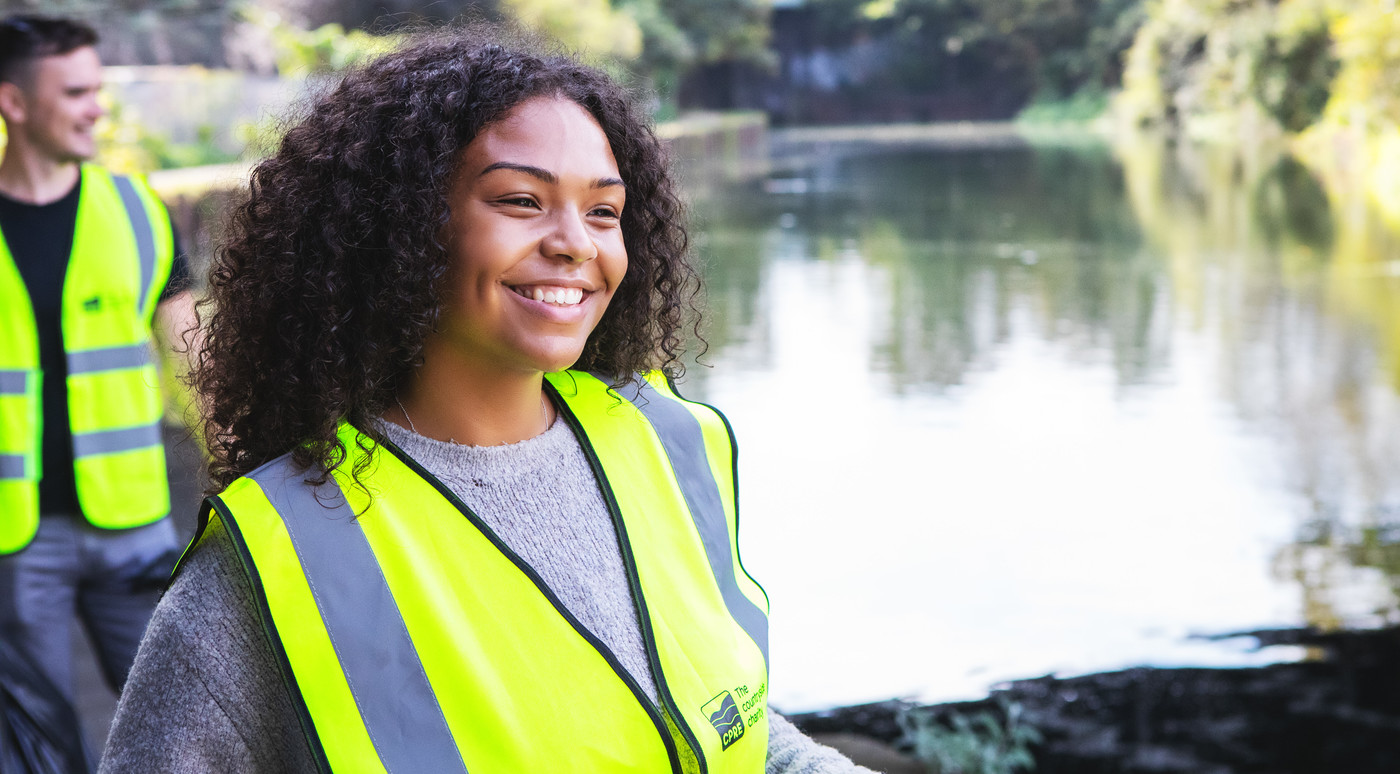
left=674, top=128, right=1400, bottom=712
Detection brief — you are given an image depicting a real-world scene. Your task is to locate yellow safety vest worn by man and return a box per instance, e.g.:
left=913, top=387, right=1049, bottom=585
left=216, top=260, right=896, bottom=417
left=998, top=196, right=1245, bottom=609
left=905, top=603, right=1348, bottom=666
left=196, top=371, right=770, bottom=774
left=0, top=164, right=176, bottom=553
left=1, top=19, right=196, bottom=764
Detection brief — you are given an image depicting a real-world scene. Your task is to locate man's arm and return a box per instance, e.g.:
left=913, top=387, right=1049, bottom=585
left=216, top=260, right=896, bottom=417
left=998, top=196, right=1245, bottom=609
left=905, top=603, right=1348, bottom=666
left=150, top=202, right=201, bottom=429
left=154, top=288, right=198, bottom=358
left=153, top=288, right=200, bottom=430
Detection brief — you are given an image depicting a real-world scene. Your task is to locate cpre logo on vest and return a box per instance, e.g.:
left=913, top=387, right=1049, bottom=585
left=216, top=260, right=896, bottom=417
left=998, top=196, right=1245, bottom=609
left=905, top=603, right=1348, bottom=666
left=703, top=691, right=745, bottom=750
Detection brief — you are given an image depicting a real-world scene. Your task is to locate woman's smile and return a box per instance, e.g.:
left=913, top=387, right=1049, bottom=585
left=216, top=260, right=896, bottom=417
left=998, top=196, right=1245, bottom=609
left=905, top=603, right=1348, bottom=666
left=509, top=284, right=587, bottom=306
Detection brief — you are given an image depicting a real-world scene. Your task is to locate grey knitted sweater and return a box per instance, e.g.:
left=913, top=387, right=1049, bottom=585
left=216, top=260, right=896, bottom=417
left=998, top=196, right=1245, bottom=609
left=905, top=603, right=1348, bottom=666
left=101, top=416, right=872, bottom=773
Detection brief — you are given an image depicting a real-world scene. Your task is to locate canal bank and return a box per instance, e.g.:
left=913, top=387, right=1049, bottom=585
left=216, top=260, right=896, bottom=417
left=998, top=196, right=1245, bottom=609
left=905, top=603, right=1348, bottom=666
left=789, top=625, right=1400, bottom=773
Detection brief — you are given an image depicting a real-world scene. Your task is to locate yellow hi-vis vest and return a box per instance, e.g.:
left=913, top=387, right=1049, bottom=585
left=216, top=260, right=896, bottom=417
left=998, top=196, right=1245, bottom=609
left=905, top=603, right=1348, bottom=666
left=197, top=371, right=771, bottom=774
left=0, top=165, right=175, bottom=554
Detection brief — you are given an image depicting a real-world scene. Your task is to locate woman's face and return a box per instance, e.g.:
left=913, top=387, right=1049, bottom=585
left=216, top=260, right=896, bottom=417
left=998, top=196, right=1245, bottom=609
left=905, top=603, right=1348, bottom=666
left=432, top=96, right=628, bottom=380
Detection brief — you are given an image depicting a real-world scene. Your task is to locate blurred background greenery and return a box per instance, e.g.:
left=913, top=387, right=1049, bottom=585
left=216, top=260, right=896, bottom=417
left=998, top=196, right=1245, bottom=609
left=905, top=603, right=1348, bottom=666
left=0, top=0, right=1393, bottom=219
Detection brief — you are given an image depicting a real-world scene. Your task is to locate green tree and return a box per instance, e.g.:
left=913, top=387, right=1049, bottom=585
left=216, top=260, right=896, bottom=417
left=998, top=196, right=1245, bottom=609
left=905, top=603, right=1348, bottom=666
left=500, top=0, right=643, bottom=62
left=1115, top=0, right=1359, bottom=136
left=1321, top=0, right=1400, bottom=130
left=0, top=0, right=227, bottom=11
left=803, top=0, right=1146, bottom=109
left=1253, top=13, right=1339, bottom=133
left=237, top=5, right=403, bottom=75
left=497, top=0, right=770, bottom=111
left=658, top=0, right=771, bottom=65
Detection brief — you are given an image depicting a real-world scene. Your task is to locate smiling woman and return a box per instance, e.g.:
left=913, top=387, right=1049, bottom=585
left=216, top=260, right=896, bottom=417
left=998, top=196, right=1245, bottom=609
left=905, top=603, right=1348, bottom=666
left=99, top=26, right=873, bottom=774
left=406, top=97, right=630, bottom=446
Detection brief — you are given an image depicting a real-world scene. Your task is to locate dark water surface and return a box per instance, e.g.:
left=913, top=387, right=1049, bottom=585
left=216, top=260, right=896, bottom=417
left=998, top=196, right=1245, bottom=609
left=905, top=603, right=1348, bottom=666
left=675, top=129, right=1400, bottom=712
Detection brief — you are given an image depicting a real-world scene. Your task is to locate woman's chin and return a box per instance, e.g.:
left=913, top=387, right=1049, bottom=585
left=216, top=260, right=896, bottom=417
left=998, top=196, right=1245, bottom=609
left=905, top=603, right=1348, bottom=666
left=527, top=350, right=587, bottom=377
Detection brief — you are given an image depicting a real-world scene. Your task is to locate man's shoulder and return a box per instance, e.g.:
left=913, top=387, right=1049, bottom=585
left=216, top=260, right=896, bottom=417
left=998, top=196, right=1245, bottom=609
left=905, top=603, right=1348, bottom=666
left=79, top=165, right=174, bottom=238
left=82, top=164, right=155, bottom=193
left=81, top=164, right=166, bottom=197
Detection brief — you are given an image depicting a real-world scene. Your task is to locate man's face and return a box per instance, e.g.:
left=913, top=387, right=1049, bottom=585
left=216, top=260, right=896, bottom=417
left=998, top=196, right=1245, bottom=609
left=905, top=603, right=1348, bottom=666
left=6, top=46, right=105, bottom=163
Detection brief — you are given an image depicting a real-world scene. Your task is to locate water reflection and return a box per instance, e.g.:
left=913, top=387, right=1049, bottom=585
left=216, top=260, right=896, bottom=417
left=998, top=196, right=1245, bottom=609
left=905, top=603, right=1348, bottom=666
left=1120, top=137, right=1400, bottom=633
left=677, top=131, right=1400, bottom=711
left=694, top=145, right=1167, bottom=393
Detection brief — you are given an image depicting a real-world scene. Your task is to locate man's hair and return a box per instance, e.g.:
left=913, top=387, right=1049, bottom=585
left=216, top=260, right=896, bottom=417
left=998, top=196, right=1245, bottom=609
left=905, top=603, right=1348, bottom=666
left=0, top=15, right=99, bottom=86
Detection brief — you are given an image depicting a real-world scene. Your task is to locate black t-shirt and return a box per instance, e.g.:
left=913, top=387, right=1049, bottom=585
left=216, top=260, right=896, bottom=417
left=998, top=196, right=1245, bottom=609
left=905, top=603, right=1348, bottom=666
left=0, top=175, right=190, bottom=516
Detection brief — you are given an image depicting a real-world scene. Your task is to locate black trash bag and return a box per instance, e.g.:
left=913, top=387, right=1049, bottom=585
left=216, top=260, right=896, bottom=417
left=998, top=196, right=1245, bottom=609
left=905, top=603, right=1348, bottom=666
left=0, top=638, right=91, bottom=774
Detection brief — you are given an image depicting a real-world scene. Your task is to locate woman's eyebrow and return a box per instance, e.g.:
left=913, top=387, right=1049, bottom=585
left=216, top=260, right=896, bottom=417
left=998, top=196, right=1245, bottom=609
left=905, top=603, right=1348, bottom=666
left=480, top=161, right=555, bottom=183
left=480, top=162, right=625, bottom=190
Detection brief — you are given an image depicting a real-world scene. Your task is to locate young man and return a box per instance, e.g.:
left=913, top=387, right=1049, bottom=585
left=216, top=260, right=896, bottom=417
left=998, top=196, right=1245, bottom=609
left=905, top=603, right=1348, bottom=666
left=0, top=13, right=195, bottom=751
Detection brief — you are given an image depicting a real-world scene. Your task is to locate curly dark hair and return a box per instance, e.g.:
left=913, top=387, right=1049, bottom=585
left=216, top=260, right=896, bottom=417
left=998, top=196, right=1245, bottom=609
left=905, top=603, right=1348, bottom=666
left=193, top=27, right=698, bottom=491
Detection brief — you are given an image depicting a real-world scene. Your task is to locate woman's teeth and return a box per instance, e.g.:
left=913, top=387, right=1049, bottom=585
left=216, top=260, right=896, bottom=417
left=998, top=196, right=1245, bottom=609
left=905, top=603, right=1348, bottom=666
left=515, top=286, right=584, bottom=305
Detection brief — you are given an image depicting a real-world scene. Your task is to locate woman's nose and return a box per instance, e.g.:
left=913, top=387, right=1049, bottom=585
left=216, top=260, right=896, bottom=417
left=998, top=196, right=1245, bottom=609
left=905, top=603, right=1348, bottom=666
left=541, top=209, right=598, bottom=263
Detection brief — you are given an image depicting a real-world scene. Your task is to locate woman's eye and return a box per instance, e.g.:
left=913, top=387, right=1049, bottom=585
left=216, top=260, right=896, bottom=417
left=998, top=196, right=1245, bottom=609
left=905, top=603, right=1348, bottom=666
left=501, top=197, right=538, bottom=208
left=591, top=206, right=621, bottom=220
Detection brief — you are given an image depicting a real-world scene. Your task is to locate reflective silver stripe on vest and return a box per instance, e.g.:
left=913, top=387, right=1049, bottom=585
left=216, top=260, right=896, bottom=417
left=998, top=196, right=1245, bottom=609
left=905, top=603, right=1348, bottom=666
left=0, top=455, right=26, bottom=479
left=0, top=370, right=28, bottom=396
left=67, top=344, right=151, bottom=375
left=617, top=377, right=771, bottom=669
left=111, top=175, right=157, bottom=314
left=248, top=458, right=469, bottom=774
left=72, top=423, right=162, bottom=458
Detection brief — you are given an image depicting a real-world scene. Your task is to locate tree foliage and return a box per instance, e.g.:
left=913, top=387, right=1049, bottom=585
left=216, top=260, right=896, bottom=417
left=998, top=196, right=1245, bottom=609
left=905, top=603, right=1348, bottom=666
left=499, top=0, right=643, bottom=61
left=655, top=0, right=771, bottom=65
left=238, top=5, right=404, bottom=75
left=802, top=0, right=1146, bottom=103
left=1118, top=0, right=1400, bottom=137
left=1322, top=0, right=1400, bottom=130
left=1254, top=10, right=1339, bottom=133
left=494, top=0, right=768, bottom=109
left=0, top=0, right=227, bottom=12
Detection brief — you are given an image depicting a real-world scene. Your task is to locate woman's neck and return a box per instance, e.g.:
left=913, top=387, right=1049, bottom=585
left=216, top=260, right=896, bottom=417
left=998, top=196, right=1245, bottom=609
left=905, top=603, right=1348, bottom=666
left=388, top=364, right=555, bottom=447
